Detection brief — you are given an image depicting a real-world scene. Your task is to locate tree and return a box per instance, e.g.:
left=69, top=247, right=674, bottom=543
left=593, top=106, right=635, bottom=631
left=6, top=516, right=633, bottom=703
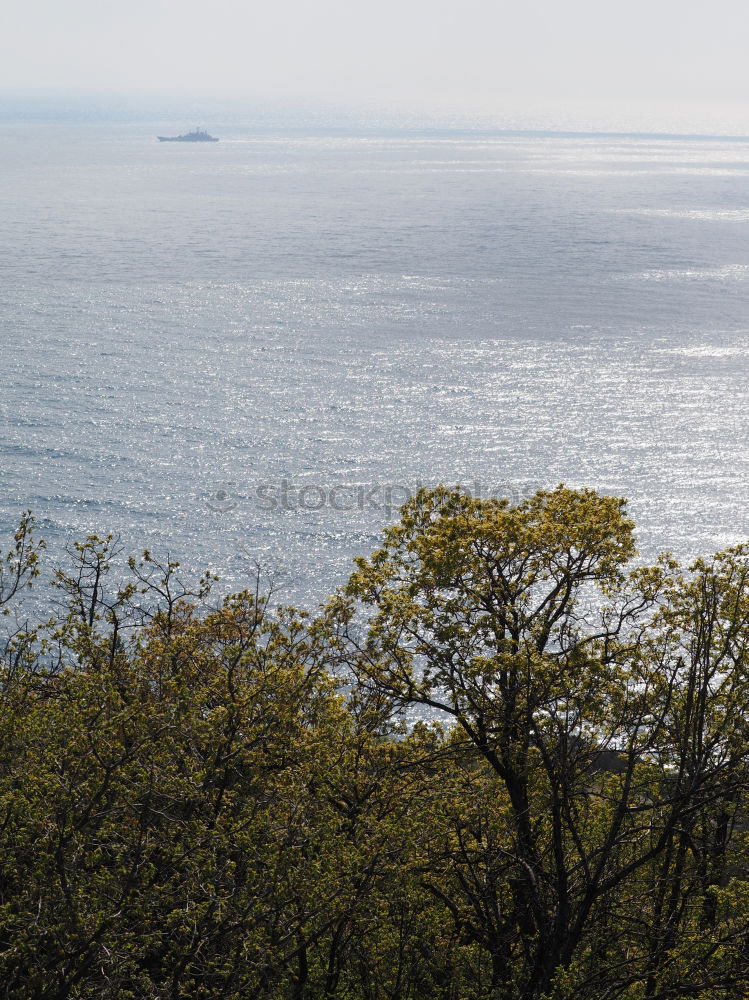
left=0, top=512, right=44, bottom=613
left=0, top=538, right=452, bottom=999
left=0, top=551, right=345, bottom=997
left=336, top=485, right=749, bottom=999
left=0, top=511, right=45, bottom=683
left=0, top=497, right=747, bottom=999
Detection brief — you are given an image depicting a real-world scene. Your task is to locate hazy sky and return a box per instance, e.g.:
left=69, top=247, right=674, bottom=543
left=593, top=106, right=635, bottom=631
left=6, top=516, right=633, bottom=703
left=2, top=0, right=748, bottom=123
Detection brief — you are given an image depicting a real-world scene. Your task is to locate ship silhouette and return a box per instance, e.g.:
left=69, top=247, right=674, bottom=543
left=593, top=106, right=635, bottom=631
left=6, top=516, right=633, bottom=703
left=157, top=128, right=219, bottom=143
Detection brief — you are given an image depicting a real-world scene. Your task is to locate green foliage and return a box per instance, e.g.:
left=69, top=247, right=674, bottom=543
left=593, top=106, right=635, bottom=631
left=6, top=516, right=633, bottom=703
left=0, top=489, right=747, bottom=999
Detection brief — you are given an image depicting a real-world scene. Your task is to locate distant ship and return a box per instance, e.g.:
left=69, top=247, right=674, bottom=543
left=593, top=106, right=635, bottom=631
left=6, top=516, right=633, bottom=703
left=157, top=128, right=219, bottom=143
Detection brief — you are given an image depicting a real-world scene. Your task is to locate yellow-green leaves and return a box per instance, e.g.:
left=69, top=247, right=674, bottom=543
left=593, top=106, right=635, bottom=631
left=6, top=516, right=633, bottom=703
left=1, top=500, right=748, bottom=1000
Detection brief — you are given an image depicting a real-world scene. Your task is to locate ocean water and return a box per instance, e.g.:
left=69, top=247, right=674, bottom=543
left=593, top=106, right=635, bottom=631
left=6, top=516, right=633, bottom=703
left=1, top=120, right=748, bottom=608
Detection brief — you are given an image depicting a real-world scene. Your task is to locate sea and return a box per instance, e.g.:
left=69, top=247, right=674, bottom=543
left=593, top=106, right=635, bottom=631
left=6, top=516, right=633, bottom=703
left=2, top=116, right=748, bottom=611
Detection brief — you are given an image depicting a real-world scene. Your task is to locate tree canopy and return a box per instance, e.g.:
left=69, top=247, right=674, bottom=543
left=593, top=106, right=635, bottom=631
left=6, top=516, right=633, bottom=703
left=0, top=488, right=747, bottom=999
